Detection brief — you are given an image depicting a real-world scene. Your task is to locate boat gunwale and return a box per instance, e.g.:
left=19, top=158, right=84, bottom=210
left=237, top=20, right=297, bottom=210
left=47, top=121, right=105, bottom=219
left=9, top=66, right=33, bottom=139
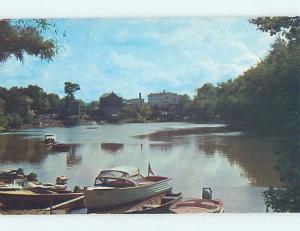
left=87, top=177, right=172, bottom=191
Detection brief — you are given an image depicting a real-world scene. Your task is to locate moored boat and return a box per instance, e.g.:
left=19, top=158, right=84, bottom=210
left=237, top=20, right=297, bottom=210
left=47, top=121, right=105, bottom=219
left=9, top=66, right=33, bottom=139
left=169, top=198, right=224, bottom=213
left=43, top=134, right=56, bottom=144
left=84, top=165, right=173, bottom=212
left=0, top=187, right=83, bottom=210
left=125, top=192, right=182, bottom=214
left=169, top=188, right=224, bottom=214
left=0, top=168, right=25, bottom=183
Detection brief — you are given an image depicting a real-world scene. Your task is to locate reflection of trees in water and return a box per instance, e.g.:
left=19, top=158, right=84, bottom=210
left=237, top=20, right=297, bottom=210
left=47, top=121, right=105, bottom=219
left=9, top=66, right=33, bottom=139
left=197, top=135, right=282, bottom=187
left=101, top=143, right=124, bottom=153
left=149, top=143, right=174, bottom=151
left=66, top=145, right=82, bottom=167
left=263, top=139, right=300, bottom=212
left=0, top=135, right=47, bottom=163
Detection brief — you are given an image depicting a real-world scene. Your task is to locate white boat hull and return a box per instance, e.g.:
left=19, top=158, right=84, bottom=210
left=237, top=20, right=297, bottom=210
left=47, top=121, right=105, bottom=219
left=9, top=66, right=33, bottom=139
left=84, top=179, right=173, bottom=212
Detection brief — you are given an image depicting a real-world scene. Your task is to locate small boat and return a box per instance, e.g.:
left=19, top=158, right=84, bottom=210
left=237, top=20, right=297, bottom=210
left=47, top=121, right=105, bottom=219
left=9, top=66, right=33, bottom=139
left=0, top=168, right=25, bottom=183
left=169, top=198, right=224, bottom=213
left=125, top=192, right=182, bottom=214
left=169, top=188, right=224, bottom=214
left=84, top=165, right=173, bottom=212
left=43, top=134, right=56, bottom=144
left=0, top=187, right=83, bottom=210
left=50, top=143, right=70, bottom=152
left=0, top=175, right=68, bottom=192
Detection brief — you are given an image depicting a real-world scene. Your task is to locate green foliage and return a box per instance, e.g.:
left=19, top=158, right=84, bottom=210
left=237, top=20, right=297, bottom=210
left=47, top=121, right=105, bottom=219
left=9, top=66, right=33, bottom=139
left=0, top=19, right=58, bottom=63
left=190, top=17, right=300, bottom=133
left=249, top=17, right=300, bottom=42
left=0, top=85, right=63, bottom=129
left=263, top=139, right=300, bottom=212
left=64, top=82, right=80, bottom=100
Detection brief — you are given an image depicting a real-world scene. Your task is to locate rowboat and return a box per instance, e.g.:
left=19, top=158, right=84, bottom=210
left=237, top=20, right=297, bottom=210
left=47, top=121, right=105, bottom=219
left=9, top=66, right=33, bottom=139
left=84, top=165, right=173, bottom=212
left=0, top=187, right=83, bottom=210
left=169, top=198, right=224, bottom=213
left=125, top=192, right=182, bottom=214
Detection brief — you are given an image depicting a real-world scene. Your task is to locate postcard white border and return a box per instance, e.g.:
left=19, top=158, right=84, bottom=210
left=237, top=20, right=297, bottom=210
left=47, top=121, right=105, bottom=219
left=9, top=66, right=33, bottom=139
left=0, top=0, right=299, bottom=231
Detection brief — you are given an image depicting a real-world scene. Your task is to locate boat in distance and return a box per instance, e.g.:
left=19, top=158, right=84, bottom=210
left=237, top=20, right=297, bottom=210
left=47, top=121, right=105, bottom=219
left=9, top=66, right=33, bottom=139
left=84, top=165, right=173, bottom=212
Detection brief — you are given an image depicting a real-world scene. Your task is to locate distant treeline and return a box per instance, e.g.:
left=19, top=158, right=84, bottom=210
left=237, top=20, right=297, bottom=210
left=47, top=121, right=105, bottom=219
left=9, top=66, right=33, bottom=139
left=184, top=39, right=299, bottom=134
left=181, top=17, right=300, bottom=134
left=0, top=85, right=64, bottom=129
left=1, top=17, right=299, bottom=134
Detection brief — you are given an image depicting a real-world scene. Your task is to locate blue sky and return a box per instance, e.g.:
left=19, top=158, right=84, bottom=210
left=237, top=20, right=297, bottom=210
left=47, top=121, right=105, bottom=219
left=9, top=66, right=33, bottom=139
left=0, top=18, right=273, bottom=102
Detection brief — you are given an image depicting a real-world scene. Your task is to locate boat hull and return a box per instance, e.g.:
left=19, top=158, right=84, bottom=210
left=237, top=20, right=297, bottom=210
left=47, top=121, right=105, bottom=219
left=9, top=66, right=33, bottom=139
left=84, top=178, right=173, bottom=212
left=0, top=191, right=83, bottom=210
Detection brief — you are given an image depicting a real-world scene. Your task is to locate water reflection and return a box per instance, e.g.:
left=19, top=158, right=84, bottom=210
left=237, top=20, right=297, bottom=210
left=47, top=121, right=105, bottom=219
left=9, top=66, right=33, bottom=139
left=101, top=143, right=124, bottom=153
left=66, top=144, right=83, bottom=167
left=0, top=135, right=47, bottom=163
left=149, top=143, right=174, bottom=151
left=0, top=123, right=288, bottom=212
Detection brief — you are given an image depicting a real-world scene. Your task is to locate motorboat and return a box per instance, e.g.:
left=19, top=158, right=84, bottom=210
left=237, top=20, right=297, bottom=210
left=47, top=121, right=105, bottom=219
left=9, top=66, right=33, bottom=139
left=0, top=168, right=25, bottom=183
left=84, top=165, right=173, bottom=212
left=169, top=198, right=224, bottom=213
left=0, top=175, right=68, bottom=192
left=0, top=187, right=83, bottom=210
left=43, top=134, right=56, bottom=144
left=169, top=188, right=224, bottom=214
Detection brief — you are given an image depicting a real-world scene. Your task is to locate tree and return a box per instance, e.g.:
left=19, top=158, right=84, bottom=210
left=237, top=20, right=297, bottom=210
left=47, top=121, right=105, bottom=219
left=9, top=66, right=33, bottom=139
left=249, top=17, right=300, bottom=42
left=263, top=139, right=300, bottom=212
left=64, top=82, right=80, bottom=100
left=0, top=19, right=60, bottom=63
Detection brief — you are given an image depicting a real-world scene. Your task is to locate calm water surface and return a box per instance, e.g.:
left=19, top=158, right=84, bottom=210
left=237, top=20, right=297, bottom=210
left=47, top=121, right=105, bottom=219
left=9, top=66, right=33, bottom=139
left=0, top=122, right=283, bottom=212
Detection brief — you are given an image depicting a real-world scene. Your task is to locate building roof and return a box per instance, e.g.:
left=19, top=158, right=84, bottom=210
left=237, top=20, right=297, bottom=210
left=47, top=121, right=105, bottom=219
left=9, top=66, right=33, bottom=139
left=100, top=92, right=122, bottom=99
left=148, top=91, right=178, bottom=96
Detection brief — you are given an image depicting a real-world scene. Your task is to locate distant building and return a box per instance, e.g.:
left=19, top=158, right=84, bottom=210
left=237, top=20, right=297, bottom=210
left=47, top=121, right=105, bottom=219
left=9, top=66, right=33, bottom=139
left=148, top=90, right=180, bottom=107
left=128, top=93, right=144, bottom=107
left=99, top=92, right=123, bottom=116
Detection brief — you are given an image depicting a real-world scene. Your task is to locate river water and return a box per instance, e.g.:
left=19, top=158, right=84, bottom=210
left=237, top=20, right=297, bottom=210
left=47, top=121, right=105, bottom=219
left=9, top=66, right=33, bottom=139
left=0, top=122, right=284, bottom=212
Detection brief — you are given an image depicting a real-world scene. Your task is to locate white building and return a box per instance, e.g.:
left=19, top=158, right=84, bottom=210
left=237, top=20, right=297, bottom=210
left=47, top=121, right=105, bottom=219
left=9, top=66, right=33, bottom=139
left=148, top=90, right=180, bottom=107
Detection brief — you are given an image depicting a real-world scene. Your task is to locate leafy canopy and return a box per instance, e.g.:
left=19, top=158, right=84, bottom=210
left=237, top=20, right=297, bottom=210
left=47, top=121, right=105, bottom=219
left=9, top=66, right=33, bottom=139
left=0, top=19, right=62, bottom=63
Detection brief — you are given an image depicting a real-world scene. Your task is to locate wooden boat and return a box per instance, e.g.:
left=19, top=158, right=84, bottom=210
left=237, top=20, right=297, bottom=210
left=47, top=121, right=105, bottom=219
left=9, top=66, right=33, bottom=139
left=169, top=198, right=224, bottom=213
left=84, top=165, right=173, bottom=212
left=0, top=187, right=83, bottom=210
left=125, top=192, right=182, bottom=214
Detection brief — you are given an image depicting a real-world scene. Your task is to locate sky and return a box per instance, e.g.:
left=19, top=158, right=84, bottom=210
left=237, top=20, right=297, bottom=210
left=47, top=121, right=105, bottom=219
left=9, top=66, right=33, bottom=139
left=0, top=18, right=274, bottom=102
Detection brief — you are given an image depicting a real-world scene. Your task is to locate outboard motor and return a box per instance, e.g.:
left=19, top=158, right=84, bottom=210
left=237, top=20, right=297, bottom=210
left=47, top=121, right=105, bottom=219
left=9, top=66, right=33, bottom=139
left=16, top=168, right=24, bottom=176
left=27, top=172, right=38, bottom=182
left=56, top=176, right=68, bottom=185
left=202, top=187, right=213, bottom=200
left=73, top=185, right=83, bottom=193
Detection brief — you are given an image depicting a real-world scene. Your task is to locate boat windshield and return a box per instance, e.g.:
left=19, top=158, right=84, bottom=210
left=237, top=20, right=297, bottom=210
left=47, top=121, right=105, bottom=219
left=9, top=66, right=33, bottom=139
left=98, top=170, right=129, bottom=179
